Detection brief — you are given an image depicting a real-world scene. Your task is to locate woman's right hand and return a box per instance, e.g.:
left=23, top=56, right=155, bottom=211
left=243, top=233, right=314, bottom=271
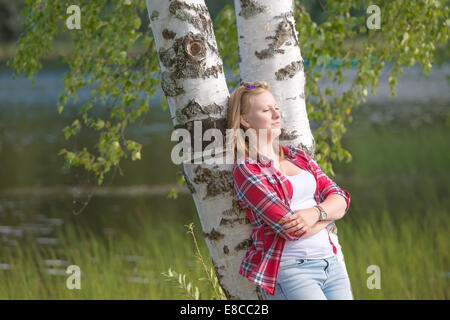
left=279, top=208, right=319, bottom=236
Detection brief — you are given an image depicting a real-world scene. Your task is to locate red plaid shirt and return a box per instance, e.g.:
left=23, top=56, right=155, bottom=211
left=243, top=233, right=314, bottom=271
left=232, top=144, right=351, bottom=296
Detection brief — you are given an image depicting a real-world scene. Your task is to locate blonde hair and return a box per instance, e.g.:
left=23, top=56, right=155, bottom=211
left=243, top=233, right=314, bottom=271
left=226, top=81, right=285, bottom=163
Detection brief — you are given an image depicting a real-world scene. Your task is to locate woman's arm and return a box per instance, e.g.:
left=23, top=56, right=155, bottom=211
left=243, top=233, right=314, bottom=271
left=309, top=157, right=351, bottom=215
left=315, top=193, right=349, bottom=221
left=281, top=194, right=348, bottom=236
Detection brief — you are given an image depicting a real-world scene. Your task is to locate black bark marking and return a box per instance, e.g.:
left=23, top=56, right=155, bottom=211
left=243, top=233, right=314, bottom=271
left=239, top=0, right=267, bottom=19
left=203, top=228, right=225, bottom=241
left=169, top=1, right=214, bottom=36
left=159, top=32, right=223, bottom=81
left=161, top=71, right=185, bottom=97
left=280, top=132, right=315, bottom=157
left=274, top=11, right=299, bottom=45
left=162, top=29, right=176, bottom=40
left=255, top=15, right=298, bottom=60
left=279, top=128, right=299, bottom=141
left=193, top=165, right=234, bottom=200
left=159, top=46, right=177, bottom=71
left=221, top=198, right=247, bottom=218
left=275, top=60, right=304, bottom=81
left=158, top=31, right=224, bottom=96
left=223, top=245, right=229, bottom=254
left=219, top=217, right=250, bottom=227
left=234, top=237, right=252, bottom=252
left=176, top=99, right=224, bottom=123
left=206, top=41, right=220, bottom=56
left=150, top=10, right=159, bottom=21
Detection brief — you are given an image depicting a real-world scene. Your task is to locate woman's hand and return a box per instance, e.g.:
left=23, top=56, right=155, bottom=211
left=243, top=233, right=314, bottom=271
left=280, top=208, right=320, bottom=236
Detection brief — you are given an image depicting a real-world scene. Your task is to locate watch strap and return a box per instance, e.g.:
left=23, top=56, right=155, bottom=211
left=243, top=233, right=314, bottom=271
left=314, top=205, right=327, bottom=221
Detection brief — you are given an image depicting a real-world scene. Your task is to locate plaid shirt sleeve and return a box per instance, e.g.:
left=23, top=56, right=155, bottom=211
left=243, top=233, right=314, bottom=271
left=232, top=162, right=304, bottom=241
left=306, top=155, right=351, bottom=214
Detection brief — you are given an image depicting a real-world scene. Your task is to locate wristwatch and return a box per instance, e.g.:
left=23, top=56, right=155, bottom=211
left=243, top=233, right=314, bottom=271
left=314, top=205, right=327, bottom=221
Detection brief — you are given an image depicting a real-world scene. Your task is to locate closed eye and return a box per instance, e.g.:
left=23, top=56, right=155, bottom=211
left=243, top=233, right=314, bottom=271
left=263, top=106, right=279, bottom=112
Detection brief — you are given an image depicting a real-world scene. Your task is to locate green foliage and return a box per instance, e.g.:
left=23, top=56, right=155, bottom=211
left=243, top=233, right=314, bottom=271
left=162, top=223, right=227, bottom=300
left=9, top=0, right=159, bottom=185
left=8, top=0, right=449, bottom=183
left=167, top=173, right=186, bottom=200
left=162, top=268, right=202, bottom=300
left=214, top=4, right=240, bottom=88
left=293, top=0, right=448, bottom=175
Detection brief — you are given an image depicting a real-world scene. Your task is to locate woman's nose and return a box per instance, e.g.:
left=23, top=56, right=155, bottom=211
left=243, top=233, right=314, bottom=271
left=273, top=109, right=281, bottom=119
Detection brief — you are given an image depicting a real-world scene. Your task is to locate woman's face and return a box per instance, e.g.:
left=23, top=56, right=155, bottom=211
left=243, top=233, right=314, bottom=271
left=240, top=90, right=281, bottom=139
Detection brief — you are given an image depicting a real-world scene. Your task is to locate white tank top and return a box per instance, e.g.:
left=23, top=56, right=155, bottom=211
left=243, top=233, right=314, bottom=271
left=280, top=169, right=335, bottom=261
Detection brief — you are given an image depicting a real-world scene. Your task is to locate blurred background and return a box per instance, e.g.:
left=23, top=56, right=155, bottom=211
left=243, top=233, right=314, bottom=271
left=0, top=0, right=448, bottom=299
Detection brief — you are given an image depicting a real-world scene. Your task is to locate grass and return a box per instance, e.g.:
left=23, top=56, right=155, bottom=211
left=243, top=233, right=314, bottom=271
left=0, top=208, right=219, bottom=299
left=0, top=121, right=448, bottom=299
left=333, top=121, right=449, bottom=299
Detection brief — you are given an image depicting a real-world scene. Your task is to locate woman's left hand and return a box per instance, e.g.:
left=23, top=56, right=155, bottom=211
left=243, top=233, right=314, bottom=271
left=280, top=208, right=319, bottom=236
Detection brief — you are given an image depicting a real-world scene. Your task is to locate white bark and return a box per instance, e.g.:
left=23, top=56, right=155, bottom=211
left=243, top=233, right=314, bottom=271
left=145, top=0, right=259, bottom=299
left=234, top=0, right=352, bottom=286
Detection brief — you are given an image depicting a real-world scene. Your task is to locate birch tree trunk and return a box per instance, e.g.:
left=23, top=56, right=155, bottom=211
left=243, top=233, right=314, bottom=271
left=234, top=0, right=352, bottom=282
left=145, top=0, right=261, bottom=299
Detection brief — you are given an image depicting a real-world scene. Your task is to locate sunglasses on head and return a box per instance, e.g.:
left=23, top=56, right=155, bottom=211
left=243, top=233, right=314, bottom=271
left=242, top=82, right=259, bottom=90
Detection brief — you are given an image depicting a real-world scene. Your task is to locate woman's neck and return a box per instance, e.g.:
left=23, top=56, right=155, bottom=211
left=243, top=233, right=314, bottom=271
left=258, top=141, right=279, bottom=165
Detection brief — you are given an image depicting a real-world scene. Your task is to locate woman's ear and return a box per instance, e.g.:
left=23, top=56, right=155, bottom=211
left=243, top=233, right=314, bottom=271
left=240, top=115, right=250, bottom=129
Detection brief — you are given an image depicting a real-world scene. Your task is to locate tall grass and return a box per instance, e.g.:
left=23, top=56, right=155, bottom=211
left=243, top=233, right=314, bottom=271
left=333, top=122, right=449, bottom=299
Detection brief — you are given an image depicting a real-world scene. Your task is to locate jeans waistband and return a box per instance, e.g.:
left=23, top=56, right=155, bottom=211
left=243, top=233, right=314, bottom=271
left=279, top=254, right=336, bottom=267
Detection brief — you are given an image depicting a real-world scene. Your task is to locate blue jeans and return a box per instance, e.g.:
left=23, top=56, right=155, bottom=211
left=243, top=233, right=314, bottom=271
left=260, top=255, right=354, bottom=300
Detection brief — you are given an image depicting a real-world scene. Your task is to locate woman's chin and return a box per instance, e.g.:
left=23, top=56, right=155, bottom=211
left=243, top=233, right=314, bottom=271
left=270, top=128, right=282, bottom=137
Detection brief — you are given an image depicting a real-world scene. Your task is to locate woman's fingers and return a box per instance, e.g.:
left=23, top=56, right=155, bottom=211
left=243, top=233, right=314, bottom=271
left=284, top=221, right=304, bottom=233
left=294, top=225, right=309, bottom=236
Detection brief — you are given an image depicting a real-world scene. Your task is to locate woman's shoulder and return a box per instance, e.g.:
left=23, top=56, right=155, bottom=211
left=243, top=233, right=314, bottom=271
left=232, top=156, right=263, bottom=176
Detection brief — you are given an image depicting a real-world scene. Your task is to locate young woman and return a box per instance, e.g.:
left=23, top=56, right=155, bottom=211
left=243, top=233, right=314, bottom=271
left=227, top=81, right=354, bottom=300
